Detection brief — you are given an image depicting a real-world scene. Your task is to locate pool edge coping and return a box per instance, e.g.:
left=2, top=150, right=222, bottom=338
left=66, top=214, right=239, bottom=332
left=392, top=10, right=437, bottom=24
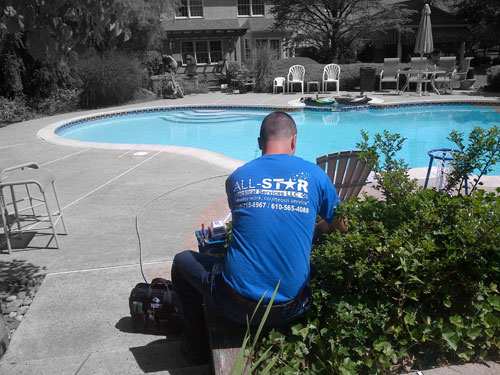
left=38, top=100, right=500, bottom=176
left=39, top=103, right=312, bottom=171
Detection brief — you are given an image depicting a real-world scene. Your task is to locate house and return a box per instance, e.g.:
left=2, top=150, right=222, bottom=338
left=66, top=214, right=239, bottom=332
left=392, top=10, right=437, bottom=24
left=161, top=0, right=292, bottom=71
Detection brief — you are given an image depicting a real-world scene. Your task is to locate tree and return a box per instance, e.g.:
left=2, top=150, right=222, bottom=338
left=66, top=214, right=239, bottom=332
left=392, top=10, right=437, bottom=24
left=95, top=0, right=178, bottom=54
left=270, top=0, right=414, bottom=63
left=453, top=0, right=500, bottom=50
left=0, top=1, right=178, bottom=100
left=0, top=0, right=127, bottom=62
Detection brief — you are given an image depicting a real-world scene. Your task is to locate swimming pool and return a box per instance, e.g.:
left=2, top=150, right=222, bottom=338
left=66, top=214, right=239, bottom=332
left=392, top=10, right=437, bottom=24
left=55, top=105, right=500, bottom=173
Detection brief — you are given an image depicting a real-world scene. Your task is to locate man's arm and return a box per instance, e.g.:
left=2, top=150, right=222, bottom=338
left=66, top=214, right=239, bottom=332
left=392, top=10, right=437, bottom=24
left=316, top=215, right=348, bottom=235
left=225, top=178, right=234, bottom=211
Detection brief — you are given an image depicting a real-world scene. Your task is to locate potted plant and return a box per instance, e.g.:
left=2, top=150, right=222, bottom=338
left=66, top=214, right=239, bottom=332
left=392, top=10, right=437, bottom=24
left=226, top=62, right=250, bottom=93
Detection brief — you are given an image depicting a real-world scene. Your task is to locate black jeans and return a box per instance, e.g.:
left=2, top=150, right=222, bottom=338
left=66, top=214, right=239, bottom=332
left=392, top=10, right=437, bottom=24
left=171, top=250, right=312, bottom=345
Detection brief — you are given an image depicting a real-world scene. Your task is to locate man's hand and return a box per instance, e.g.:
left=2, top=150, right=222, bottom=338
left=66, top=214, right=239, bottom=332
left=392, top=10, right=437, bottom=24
left=316, top=216, right=348, bottom=235
left=312, top=217, right=347, bottom=244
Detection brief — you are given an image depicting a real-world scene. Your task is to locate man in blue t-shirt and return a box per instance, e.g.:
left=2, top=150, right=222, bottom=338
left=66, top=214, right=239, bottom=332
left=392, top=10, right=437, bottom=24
left=171, top=111, right=347, bottom=364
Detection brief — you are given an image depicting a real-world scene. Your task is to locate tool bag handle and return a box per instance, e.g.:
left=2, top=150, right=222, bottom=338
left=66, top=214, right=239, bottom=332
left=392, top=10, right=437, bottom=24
left=149, top=278, right=176, bottom=306
left=150, top=278, right=171, bottom=290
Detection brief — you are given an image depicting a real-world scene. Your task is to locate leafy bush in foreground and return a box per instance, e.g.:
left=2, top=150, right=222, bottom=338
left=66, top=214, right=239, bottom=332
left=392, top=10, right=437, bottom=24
left=0, top=88, right=81, bottom=124
left=253, top=130, right=500, bottom=374
left=0, top=96, right=35, bottom=124
left=78, top=52, right=142, bottom=109
left=33, top=88, right=80, bottom=116
left=486, top=65, right=500, bottom=91
left=142, top=50, right=163, bottom=76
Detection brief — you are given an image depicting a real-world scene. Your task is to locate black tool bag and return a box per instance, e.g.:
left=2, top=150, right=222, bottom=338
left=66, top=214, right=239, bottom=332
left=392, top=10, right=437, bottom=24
left=129, top=278, right=181, bottom=335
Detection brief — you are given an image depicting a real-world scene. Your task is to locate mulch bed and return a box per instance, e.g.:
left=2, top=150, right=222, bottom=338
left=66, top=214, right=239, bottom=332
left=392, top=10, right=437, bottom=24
left=0, top=273, right=45, bottom=359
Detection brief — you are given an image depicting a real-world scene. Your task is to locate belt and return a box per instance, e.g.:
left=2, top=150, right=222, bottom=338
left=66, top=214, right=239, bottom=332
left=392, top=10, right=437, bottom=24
left=221, top=278, right=303, bottom=313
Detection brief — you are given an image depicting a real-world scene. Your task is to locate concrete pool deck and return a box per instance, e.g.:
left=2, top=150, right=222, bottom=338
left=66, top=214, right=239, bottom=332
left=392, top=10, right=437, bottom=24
left=0, top=91, right=499, bottom=374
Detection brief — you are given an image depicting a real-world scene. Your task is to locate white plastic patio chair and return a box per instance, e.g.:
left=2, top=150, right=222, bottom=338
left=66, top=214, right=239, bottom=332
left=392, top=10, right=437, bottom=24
left=287, top=65, right=305, bottom=94
left=273, top=77, right=286, bottom=94
left=379, top=58, right=400, bottom=91
left=322, top=64, right=340, bottom=95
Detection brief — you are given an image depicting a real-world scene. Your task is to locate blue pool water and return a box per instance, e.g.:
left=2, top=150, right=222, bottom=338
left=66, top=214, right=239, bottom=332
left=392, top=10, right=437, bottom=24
left=58, top=105, right=500, bottom=173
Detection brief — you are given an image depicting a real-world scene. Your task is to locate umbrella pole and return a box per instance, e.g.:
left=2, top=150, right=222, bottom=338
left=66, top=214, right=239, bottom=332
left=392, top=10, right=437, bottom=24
left=417, top=54, right=424, bottom=96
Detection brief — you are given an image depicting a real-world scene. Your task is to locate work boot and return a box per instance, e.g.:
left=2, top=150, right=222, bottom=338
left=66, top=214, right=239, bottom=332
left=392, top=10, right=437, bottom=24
left=180, top=332, right=210, bottom=365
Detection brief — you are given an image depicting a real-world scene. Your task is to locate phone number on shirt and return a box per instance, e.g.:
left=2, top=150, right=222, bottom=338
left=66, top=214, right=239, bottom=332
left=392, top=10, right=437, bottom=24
left=271, top=203, right=309, bottom=213
left=235, top=201, right=309, bottom=213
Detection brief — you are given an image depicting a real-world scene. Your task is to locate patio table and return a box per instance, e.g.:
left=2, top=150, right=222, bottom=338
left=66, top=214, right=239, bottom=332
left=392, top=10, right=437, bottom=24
left=398, top=70, right=444, bottom=96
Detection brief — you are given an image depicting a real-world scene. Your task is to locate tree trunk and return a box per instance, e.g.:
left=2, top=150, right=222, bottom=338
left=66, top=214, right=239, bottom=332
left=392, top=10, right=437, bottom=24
left=330, top=34, right=339, bottom=63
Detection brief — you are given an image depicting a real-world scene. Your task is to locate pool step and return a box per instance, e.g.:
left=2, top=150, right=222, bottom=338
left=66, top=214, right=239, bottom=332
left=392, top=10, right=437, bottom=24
left=162, top=117, right=249, bottom=124
left=160, top=111, right=265, bottom=124
left=173, top=110, right=264, bottom=117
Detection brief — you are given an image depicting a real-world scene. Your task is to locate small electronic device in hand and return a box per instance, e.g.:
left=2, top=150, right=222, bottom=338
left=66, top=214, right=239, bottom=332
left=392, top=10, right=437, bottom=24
left=195, top=219, right=228, bottom=256
left=211, top=220, right=228, bottom=240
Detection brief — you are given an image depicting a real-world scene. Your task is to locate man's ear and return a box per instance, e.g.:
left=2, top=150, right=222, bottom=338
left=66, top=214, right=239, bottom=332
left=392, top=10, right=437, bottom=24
left=258, top=137, right=263, bottom=150
left=291, top=134, right=297, bottom=153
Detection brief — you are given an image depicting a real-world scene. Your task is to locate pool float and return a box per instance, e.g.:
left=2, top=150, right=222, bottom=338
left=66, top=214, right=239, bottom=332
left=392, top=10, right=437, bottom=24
left=335, top=95, right=372, bottom=105
left=302, top=97, right=336, bottom=107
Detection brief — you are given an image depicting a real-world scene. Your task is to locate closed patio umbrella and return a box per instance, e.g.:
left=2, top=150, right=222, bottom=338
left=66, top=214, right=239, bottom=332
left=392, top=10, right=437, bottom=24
left=413, top=3, right=434, bottom=94
left=414, top=4, right=434, bottom=57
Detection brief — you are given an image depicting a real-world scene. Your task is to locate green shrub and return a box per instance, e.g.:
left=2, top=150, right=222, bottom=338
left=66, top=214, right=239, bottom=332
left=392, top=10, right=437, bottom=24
left=26, top=63, right=57, bottom=99
left=34, top=88, right=80, bottom=116
left=254, top=130, right=500, bottom=374
left=226, top=61, right=243, bottom=81
left=224, top=62, right=252, bottom=93
left=486, top=65, right=500, bottom=91
left=0, top=54, right=24, bottom=98
left=178, top=77, right=209, bottom=95
left=472, top=55, right=491, bottom=67
left=159, top=75, right=209, bottom=98
left=253, top=49, right=274, bottom=93
left=340, top=63, right=382, bottom=91
left=446, top=127, right=500, bottom=195
left=0, top=96, right=35, bottom=124
left=77, top=52, right=142, bottom=109
left=142, top=50, right=163, bottom=76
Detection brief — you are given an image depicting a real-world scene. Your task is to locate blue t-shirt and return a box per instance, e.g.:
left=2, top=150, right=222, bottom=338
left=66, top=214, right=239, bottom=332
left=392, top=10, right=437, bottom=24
left=223, top=154, right=340, bottom=303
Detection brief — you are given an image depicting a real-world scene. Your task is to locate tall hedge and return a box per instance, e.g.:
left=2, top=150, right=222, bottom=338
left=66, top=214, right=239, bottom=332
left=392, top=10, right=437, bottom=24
left=253, top=129, right=500, bottom=374
left=78, top=52, right=142, bottom=109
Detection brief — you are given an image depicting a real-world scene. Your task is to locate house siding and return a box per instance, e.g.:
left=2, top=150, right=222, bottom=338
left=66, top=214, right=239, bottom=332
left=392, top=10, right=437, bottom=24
left=162, top=0, right=291, bottom=68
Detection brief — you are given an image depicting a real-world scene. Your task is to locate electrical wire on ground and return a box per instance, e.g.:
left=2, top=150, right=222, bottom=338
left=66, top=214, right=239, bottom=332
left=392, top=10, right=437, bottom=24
left=135, top=174, right=230, bottom=283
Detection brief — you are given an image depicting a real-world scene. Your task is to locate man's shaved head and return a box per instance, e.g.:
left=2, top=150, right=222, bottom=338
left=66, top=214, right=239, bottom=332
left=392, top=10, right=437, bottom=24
left=260, top=112, right=297, bottom=143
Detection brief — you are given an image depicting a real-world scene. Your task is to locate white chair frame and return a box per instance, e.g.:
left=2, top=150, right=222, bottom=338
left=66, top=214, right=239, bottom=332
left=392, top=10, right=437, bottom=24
left=273, top=77, right=286, bottom=94
left=287, top=65, right=305, bottom=94
left=322, top=64, right=340, bottom=95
